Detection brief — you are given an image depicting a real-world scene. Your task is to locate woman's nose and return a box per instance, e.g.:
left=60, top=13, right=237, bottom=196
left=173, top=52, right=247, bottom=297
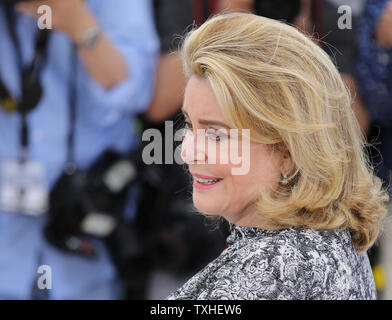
left=180, top=130, right=206, bottom=164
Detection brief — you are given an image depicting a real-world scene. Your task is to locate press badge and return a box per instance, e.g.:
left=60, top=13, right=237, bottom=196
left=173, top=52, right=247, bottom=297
left=0, top=160, right=48, bottom=216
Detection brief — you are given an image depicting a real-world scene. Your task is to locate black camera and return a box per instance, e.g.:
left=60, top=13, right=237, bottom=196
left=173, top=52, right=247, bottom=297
left=44, top=149, right=151, bottom=297
left=45, top=150, right=143, bottom=249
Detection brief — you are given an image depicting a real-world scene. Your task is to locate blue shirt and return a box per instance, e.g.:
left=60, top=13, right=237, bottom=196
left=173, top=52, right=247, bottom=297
left=0, top=0, right=159, bottom=299
left=355, top=0, right=392, bottom=185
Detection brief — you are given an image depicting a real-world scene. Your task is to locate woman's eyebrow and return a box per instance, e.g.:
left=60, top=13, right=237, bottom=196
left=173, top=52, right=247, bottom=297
left=198, top=119, right=232, bottom=130
left=181, top=108, right=232, bottom=129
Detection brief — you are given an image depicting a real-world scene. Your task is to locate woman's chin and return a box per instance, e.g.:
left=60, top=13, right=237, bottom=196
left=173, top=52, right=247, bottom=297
left=193, top=199, right=220, bottom=216
left=195, top=207, right=219, bottom=216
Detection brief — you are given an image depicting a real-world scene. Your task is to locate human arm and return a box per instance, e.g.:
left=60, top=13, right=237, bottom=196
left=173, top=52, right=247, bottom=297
left=75, top=0, right=159, bottom=123
left=143, top=0, right=193, bottom=123
left=292, top=0, right=312, bottom=35
left=16, top=0, right=129, bottom=90
left=219, top=0, right=313, bottom=37
left=218, top=0, right=254, bottom=13
left=341, top=73, right=370, bottom=137
left=144, top=52, right=186, bottom=123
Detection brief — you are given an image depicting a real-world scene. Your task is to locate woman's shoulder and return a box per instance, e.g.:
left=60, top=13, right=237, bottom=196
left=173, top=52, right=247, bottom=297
left=167, top=226, right=376, bottom=300
left=218, top=225, right=375, bottom=299
left=230, top=226, right=361, bottom=280
left=229, top=225, right=354, bottom=259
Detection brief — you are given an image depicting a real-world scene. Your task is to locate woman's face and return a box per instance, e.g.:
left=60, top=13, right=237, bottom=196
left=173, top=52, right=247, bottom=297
left=181, top=75, right=288, bottom=227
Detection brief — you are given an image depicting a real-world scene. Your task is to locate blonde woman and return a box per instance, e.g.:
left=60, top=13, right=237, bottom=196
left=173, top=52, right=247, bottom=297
left=167, top=13, right=389, bottom=300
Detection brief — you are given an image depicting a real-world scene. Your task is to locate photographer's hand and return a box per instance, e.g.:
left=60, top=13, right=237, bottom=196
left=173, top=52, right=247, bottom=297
left=17, top=0, right=129, bottom=90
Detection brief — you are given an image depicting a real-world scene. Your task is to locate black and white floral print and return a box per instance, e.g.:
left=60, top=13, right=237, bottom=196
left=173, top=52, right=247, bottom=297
left=167, top=224, right=377, bottom=300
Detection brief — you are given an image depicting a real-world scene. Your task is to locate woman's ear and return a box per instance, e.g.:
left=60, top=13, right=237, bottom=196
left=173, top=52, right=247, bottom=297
left=279, top=147, right=294, bottom=176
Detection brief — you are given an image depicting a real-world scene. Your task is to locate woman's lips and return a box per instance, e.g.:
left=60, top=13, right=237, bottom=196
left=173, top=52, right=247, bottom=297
left=193, top=178, right=223, bottom=190
left=190, top=172, right=222, bottom=180
left=190, top=172, right=223, bottom=190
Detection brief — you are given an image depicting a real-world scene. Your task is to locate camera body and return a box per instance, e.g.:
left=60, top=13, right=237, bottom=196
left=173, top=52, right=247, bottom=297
left=45, top=150, right=142, bottom=256
left=44, top=149, right=151, bottom=298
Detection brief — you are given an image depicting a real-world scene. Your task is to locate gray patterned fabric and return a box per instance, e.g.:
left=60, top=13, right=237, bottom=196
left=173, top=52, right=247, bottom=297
left=167, top=224, right=377, bottom=300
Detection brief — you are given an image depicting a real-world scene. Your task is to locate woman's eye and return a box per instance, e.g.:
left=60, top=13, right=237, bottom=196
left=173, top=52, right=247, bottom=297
left=184, top=121, right=192, bottom=130
left=206, top=129, right=227, bottom=142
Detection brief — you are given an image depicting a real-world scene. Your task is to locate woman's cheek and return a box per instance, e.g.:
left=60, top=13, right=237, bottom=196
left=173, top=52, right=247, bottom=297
left=214, top=140, right=230, bottom=166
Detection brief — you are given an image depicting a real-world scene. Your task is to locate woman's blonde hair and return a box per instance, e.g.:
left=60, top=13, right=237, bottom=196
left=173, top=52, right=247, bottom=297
left=180, top=12, right=389, bottom=252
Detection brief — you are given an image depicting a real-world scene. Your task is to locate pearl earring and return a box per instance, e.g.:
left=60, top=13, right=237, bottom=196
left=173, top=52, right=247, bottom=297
left=280, top=173, right=289, bottom=186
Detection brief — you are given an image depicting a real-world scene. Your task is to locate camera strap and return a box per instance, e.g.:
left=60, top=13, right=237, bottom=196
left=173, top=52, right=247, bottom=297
left=1, top=4, right=51, bottom=161
left=0, top=5, right=52, bottom=216
left=65, top=46, right=78, bottom=172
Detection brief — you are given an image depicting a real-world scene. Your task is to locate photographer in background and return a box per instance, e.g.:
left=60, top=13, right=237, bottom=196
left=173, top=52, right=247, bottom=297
left=355, top=0, right=392, bottom=299
left=0, top=0, right=159, bottom=299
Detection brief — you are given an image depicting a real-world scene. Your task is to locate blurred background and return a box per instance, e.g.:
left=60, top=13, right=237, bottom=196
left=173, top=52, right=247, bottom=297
left=0, top=0, right=391, bottom=300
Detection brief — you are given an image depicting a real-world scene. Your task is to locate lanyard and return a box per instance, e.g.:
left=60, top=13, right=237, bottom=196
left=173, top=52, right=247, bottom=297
left=65, top=47, right=78, bottom=173
left=1, top=4, right=51, bottom=161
